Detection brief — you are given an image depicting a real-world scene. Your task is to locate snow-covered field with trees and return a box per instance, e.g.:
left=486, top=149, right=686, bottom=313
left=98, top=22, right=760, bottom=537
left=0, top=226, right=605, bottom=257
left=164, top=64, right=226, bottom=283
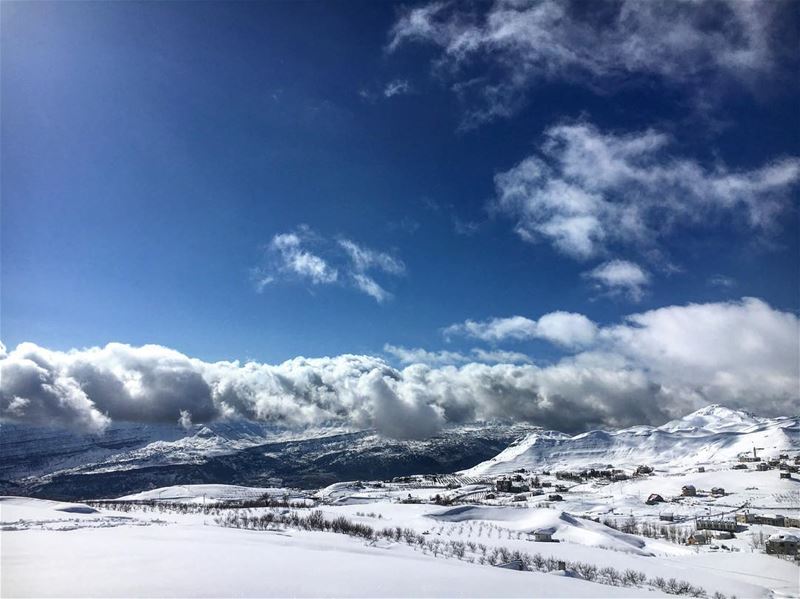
left=2, top=406, right=798, bottom=598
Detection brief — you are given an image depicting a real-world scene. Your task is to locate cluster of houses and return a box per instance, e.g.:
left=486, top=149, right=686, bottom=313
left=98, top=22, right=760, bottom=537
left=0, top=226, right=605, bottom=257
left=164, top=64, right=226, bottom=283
left=687, top=512, right=800, bottom=554
left=734, top=451, right=799, bottom=477
left=493, top=472, right=566, bottom=502
left=735, top=512, right=800, bottom=528
left=555, top=467, right=630, bottom=483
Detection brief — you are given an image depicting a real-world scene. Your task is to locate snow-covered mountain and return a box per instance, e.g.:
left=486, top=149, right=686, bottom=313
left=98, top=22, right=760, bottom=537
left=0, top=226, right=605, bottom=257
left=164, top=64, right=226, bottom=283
left=0, top=420, right=537, bottom=500
left=464, top=405, right=799, bottom=476
left=3, top=405, right=797, bottom=500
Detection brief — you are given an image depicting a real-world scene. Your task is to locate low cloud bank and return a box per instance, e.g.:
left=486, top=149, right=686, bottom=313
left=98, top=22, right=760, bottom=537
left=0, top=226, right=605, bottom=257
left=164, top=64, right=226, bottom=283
left=1, top=298, right=797, bottom=438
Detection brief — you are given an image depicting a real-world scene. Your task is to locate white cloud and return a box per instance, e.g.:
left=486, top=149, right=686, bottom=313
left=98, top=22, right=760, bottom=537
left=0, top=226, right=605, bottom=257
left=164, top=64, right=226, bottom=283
left=444, top=311, right=597, bottom=348
left=384, top=79, right=412, bottom=98
left=339, top=238, right=405, bottom=303
left=339, top=239, right=405, bottom=275
left=443, top=315, right=537, bottom=343
left=255, top=229, right=404, bottom=303
left=2, top=298, right=797, bottom=436
left=600, top=297, right=799, bottom=406
left=709, top=274, right=736, bottom=289
left=384, top=344, right=469, bottom=366
left=533, top=311, right=599, bottom=347
left=178, top=409, right=193, bottom=430
left=384, top=344, right=531, bottom=366
left=493, top=122, right=800, bottom=259
left=388, top=0, right=784, bottom=127
left=270, top=231, right=338, bottom=284
left=469, top=348, right=532, bottom=365
left=585, top=260, right=650, bottom=301
left=353, top=273, right=392, bottom=304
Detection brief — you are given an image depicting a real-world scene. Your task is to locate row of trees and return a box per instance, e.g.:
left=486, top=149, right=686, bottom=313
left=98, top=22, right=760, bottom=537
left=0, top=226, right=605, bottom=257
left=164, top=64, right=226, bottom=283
left=603, top=516, right=694, bottom=544
left=217, top=509, right=719, bottom=598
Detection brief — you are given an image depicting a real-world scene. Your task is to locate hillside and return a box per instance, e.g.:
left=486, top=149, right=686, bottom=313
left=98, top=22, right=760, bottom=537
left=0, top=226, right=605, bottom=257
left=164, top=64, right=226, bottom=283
left=464, top=405, right=799, bottom=477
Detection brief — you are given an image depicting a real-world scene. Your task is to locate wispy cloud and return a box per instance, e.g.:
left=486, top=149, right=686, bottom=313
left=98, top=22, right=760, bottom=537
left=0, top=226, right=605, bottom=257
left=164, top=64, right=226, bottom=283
left=270, top=231, right=338, bottom=284
left=338, top=239, right=405, bottom=275
left=253, top=228, right=404, bottom=303
left=492, top=121, right=800, bottom=260
left=709, top=274, right=736, bottom=289
left=384, top=79, right=412, bottom=98
left=388, top=0, right=785, bottom=127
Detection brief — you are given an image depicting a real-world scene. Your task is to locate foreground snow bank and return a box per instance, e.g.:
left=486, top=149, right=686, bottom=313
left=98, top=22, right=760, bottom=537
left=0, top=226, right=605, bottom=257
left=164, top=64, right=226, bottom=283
left=2, top=502, right=656, bottom=598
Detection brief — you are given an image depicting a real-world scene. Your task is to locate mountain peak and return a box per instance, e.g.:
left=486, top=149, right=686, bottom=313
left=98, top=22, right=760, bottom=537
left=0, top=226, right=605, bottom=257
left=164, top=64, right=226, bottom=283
left=659, top=404, right=761, bottom=433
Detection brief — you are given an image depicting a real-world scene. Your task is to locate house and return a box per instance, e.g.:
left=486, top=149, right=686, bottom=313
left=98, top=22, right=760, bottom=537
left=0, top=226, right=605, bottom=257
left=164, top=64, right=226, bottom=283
left=548, top=494, right=563, bottom=501
left=636, top=465, right=654, bottom=475
left=696, top=518, right=736, bottom=532
left=646, top=493, right=665, bottom=505
left=713, top=531, right=734, bottom=540
left=711, top=487, right=725, bottom=497
left=681, top=485, right=697, bottom=497
left=533, top=527, right=556, bottom=542
left=697, top=466, right=705, bottom=473
left=687, top=532, right=709, bottom=545
left=660, top=512, right=674, bottom=522
left=751, top=514, right=785, bottom=526
left=766, top=533, right=799, bottom=556
left=784, top=516, right=800, bottom=528
left=512, top=494, right=527, bottom=502
left=495, top=477, right=513, bottom=493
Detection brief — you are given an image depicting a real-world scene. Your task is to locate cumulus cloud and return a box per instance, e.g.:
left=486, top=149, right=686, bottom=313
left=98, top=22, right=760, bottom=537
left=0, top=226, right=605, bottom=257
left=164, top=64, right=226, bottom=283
left=493, top=122, right=800, bottom=259
left=585, top=260, right=650, bottom=301
left=388, top=0, right=787, bottom=127
left=253, top=228, right=404, bottom=303
left=2, top=298, right=796, bottom=436
left=444, top=311, right=597, bottom=348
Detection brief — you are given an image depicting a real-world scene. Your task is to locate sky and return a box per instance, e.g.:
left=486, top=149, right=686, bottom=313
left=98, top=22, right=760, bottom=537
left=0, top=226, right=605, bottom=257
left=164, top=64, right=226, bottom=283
left=1, top=0, right=799, bottom=436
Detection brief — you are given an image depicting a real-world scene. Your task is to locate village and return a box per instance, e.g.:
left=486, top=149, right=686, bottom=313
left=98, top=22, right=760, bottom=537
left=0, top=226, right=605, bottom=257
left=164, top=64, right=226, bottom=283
left=359, top=447, right=800, bottom=559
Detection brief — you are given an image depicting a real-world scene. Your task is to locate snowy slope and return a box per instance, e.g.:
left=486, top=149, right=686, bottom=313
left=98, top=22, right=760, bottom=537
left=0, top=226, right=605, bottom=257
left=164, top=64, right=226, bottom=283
left=464, top=406, right=799, bottom=476
left=1, top=497, right=657, bottom=598
left=1, top=421, right=536, bottom=499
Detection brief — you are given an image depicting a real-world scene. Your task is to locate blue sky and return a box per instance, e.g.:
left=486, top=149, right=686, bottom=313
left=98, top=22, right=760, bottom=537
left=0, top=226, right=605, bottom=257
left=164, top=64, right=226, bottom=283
left=1, top=1, right=799, bottom=433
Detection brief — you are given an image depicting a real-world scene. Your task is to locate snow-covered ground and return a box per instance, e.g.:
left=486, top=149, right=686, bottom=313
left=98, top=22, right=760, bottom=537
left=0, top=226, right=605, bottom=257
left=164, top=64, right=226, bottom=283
left=2, top=496, right=661, bottom=598
left=2, top=406, right=798, bottom=597
left=2, top=480, right=798, bottom=597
